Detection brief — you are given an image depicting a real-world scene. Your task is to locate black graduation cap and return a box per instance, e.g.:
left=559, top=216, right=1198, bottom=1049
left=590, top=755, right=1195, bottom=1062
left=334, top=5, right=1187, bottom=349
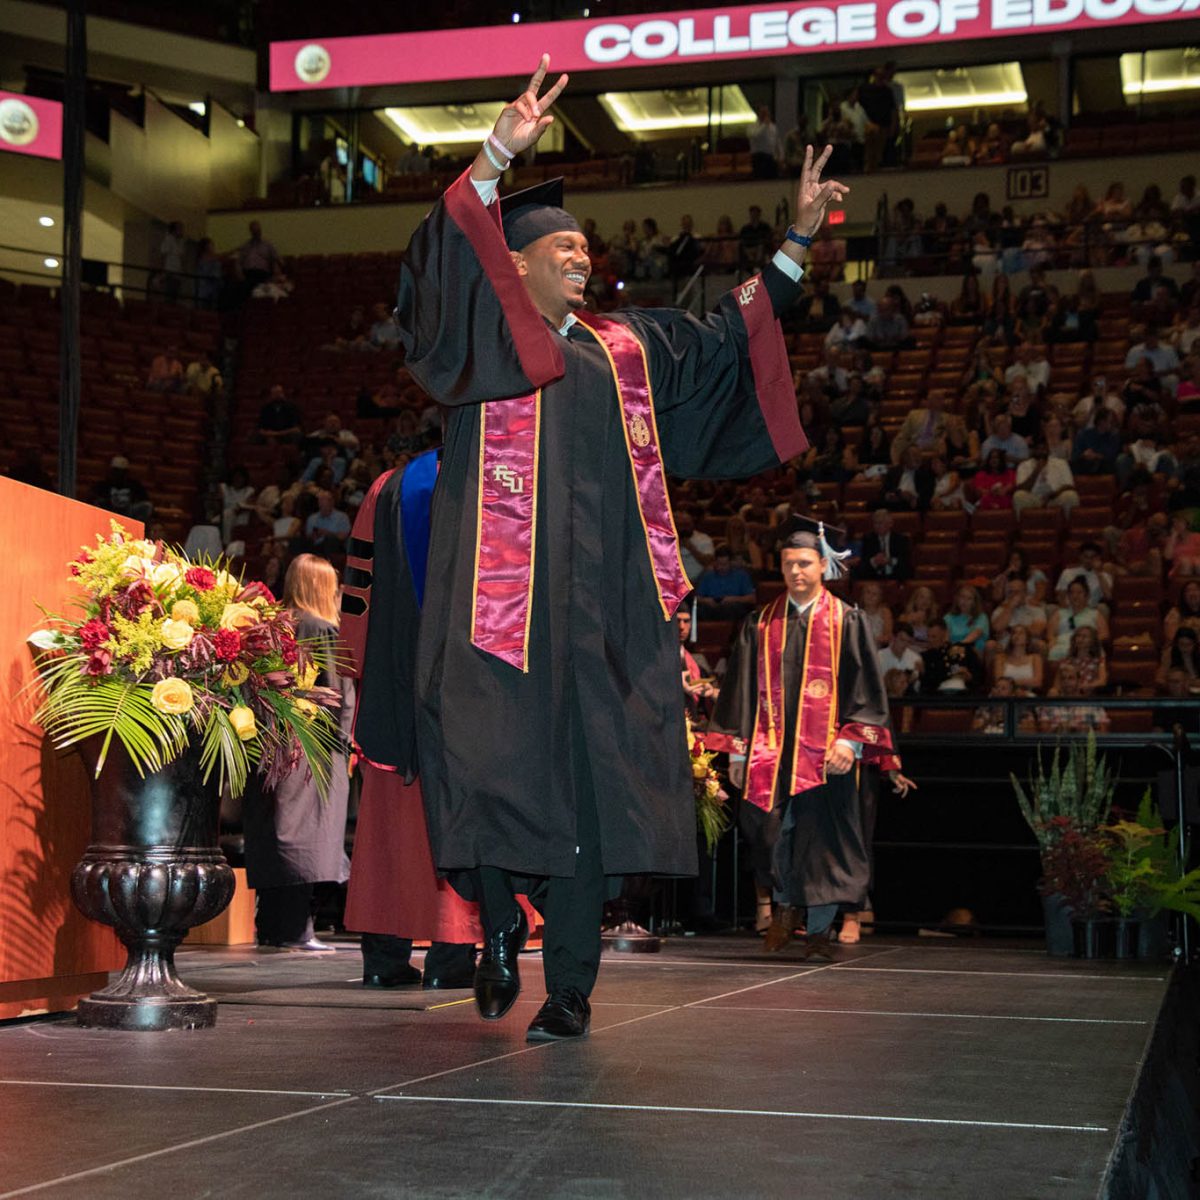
left=776, top=513, right=851, bottom=579
left=500, top=177, right=580, bottom=250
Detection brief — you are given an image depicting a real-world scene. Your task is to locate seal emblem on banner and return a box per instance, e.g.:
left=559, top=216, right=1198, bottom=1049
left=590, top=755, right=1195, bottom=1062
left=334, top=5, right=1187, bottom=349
left=0, top=98, right=39, bottom=147
left=294, top=44, right=332, bottom=85
left=806, top=678, right=830, bottom=700
left=629, top=414, right=650, bottom=448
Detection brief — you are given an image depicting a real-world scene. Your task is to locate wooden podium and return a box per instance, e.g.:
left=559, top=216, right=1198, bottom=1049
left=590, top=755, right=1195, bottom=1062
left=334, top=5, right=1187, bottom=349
left=0, top=478, right=125, bottom=1020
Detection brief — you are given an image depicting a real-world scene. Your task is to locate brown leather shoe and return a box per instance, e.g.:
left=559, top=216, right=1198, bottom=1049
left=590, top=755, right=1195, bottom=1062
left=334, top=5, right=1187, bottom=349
left=763, top=905, right=799, bottom=953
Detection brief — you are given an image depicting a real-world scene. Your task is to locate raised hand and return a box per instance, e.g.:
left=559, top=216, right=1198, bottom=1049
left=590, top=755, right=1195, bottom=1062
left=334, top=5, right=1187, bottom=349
left=493, top=54, right=569, bottom=156
left=795, top=145, right=849, bottom=237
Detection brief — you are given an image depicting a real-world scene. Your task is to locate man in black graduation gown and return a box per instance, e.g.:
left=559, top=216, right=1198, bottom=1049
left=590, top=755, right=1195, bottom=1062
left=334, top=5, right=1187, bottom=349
left=394, top=56, right=848, bottom=1040
left=713, top=529, right=899, bottom=958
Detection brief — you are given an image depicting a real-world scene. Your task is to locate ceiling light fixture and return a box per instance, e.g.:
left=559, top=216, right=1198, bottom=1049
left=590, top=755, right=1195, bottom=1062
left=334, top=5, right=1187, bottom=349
left=38, top=215, right=55, bottom=227
left=43, top=257, right=59, bottom=268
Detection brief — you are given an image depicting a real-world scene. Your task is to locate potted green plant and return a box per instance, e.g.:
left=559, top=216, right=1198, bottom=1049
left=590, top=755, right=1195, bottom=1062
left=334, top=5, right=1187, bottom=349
left=1011, top=732, right=1117, bottom=956
left=29, top=524, right=342, bottom=1030
left=1036, top=819, right=1114, bottom=957
left=1102, top=789, right=1200, bottom=960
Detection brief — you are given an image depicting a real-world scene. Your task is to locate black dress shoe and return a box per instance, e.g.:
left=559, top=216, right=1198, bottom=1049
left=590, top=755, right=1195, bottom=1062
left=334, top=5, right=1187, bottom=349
left=362, top=963, right=422, bottom=988
left=422, top=964, right=477, bottom=990
left=526, top=988, right=591, bottom=1042
left=474, top=908, right=528, bottom=1020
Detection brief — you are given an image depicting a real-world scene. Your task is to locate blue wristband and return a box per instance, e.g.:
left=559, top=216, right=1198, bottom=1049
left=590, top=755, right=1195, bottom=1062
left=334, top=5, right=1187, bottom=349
left=785, top=228, right=813, bottom=248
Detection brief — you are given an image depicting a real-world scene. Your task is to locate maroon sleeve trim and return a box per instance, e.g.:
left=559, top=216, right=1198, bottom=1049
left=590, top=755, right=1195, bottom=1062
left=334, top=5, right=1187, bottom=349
left=442, top=169, right=564, bottom=389
left=732, top=274, right=809, bottom=462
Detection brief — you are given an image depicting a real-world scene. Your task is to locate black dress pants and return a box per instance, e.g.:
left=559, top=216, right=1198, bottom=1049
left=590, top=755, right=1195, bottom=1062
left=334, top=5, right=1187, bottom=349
left=361, top=932, right=475, bottom=977
left=472, top=758, right=606, bottom=998
left=256, top=883, right=314, bottom=945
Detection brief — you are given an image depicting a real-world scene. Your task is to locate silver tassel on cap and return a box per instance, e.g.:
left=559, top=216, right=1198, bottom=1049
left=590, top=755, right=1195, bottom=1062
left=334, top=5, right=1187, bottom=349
left=818, top=521, right=852, bottom=580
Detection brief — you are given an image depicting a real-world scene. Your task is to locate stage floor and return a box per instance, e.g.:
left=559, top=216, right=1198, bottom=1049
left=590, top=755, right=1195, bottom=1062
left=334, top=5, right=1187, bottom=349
left=0, top=936, right=1170, bottom=1199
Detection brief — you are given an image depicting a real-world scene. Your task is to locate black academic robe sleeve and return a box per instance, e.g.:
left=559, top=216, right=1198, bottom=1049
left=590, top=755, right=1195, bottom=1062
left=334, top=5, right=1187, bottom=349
left=621, top=269, right=809, bottom=481
left=342, top=471, right=421, bottom=777
left=394, top=169, right=563, bottom=407
left=711, top=610, right=761, bottom=744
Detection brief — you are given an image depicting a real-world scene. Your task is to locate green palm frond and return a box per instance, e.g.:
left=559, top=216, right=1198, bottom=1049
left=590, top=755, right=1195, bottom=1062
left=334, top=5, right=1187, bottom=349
left=263, top=692, right=340, bottom=799
left=34, top=671, right=189, bottom=778
left=196, top=705, right=254, bottom=798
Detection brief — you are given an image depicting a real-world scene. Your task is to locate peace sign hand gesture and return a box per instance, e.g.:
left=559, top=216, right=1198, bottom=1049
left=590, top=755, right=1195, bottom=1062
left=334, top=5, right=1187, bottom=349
left=794, top=145, right=850, bottom=238
left=493, top=54, right=569, bottom=156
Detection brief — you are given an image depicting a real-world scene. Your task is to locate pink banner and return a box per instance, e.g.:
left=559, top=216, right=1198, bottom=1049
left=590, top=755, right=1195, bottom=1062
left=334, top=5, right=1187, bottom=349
left=0, top=92, right=62, bottom=161
left=271, top=1, right=1196, bottom=91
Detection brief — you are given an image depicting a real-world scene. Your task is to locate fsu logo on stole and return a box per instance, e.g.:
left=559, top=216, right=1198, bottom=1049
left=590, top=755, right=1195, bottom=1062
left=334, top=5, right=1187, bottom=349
left=629, top=414, right=651, bottom=449
left=806, top=678, right=830, bottom=700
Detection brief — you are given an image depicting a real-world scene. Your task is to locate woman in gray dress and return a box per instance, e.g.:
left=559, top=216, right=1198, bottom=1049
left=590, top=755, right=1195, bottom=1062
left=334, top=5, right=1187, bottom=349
left=245, top=554, right=353, bottom=950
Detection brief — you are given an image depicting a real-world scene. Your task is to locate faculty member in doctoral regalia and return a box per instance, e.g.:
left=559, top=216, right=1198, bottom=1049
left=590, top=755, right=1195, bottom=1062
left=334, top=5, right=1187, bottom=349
left=712, top=527, right=902, bottom=959
left=394, top=55, right=848, bottom=1041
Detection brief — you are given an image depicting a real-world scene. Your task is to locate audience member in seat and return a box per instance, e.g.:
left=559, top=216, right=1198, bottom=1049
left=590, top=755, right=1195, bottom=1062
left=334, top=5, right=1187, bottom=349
left=972, top=448, right=1016, bottom=510
left=945, top=584, right=989, bottom=658
left=973, top=676, right=1019, bottom=733
left=853, top=423, right=892, bottom=474
left=855, top=508, right=913, bottom=581
left=723, top=515, right=764, bottom=572
left=879, top=445, right=933, bottom=512
left=1047, top=577, right=1109, bottom=662
left=856, top=581, right=893, bottom=648
left=993, top=547, right=1050, bottom=605
left=1164, top=580, right=1200, bottom=643
left=797, top=278, right=841, bottom=330
left=1071, top=407, right=1121, bottom=475
left=184, top=351, right=222, bottom=396
left=146, top=345, right=184, bottom=393
left=304, top=489, right=351, bottom=555
left=878, top=623, right=923, bottom=692
left=674, top=510, right=714, bottom=588
left=219, top=465, right=256, bottom=546
left=992, top=624, right=1044, bottom=694
left=738, top=205, right=773, bottom=270
left=1040, top=660, right=1109, bottom=733
left=91, top=455, right=153, bottom=523
left=368, top=302, right=402, bottom=350
left=862, top=295, right=911, bottom=351
left=1166, top=515, right=1200, bottom=579
left=695, top=546, right=757, bottom=623
left=1125, top=327, right=1180, bottom=395
left=1062, top=626, right=1108, bottom=695
left=1013, top=445, right=1079, bottom=520
left=980, top=413, right=1030, bottom=467
left=258, top=384, right=303, bottom=444
left=922, top=617, right=984, bottom=693
left=301, top=439, right=348, bottom=487
left=990, top=578, right=1048, bottom=648
left=899, top=585, right=939, bottom=648
left=1055, top=541, right=1112, bottom=609
left=1157, top=627, right=1200, bottom=689
left=891, top=392, right=949, bottom=464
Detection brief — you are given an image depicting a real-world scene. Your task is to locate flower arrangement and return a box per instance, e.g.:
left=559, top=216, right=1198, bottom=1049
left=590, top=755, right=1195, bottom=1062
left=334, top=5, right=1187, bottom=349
left=30, top=523, right=341, bottom=797
left=688, top=717, right=730, bottom=854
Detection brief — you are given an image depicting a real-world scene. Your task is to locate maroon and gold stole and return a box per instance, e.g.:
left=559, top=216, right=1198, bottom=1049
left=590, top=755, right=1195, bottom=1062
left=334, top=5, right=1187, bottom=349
left=744, top=589, right=846, bottom=812
left=470, top=315, right=690, bottom=672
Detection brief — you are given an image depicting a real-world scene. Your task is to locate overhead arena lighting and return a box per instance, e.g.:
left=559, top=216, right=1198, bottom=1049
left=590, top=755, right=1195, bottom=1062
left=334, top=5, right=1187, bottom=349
left=38, top=215, right=54, bottom=227
left=383, top=102, right=507, bottom=145
left=897, top=64, right=1027, bottom=112
left=598, top=86, right=755, bottom=138
left=1121, top=48, right=1200, bottom=96
left=43, top=257, right=59, bottom=268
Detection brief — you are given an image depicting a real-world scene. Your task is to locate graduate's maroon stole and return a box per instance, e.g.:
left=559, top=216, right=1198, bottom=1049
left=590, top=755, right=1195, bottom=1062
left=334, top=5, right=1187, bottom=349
left=745, top=588, right=844, bottom=812
left=471, top=314, right=690, bottom=672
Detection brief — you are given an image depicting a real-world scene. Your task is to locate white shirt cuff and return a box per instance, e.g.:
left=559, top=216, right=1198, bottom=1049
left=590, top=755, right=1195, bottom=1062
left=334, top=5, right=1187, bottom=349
left=835, top=738, right=863, bottom=759
left=771, top=249, right=804, bottom=283
left=471, top=176, right=499, bottom=207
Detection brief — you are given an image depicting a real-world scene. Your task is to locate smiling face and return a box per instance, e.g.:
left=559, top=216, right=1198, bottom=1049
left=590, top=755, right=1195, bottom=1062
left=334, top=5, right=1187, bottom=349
left=512, top=230, right=591, bottom=325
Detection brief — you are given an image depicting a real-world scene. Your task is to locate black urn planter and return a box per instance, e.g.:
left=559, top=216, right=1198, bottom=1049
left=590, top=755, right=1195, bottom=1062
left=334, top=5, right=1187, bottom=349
left=1040, top=892, right=1075, bottom=957
left=70, top=739, right=235, bottom=1031
left=1071, top=916, right=1116, bottom=959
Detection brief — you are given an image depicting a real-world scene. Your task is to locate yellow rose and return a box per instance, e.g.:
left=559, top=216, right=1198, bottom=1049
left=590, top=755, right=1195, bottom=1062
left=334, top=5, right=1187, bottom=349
left=692, top=760, right=709, bottom=781
left=219, top=602, right=258, bottom=632
left=216, top=570, right=240, bottom=595
left=294, top=662, right=319, bottom=691
left=171, top=599, right=201, bottom=626
left=228, top=705, right=257, bottom=741
left=151, top=561, right=184, bottom=592
left=150, top=677, right=194, bottom=715
left=293, top=698, right=318, bottom=721
left=159, top=618, right=195, bottom=651
left=222, top=661, right=250, bottom=687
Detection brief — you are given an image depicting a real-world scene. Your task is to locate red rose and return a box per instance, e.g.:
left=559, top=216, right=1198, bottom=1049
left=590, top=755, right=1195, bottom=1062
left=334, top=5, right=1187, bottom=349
left=185, top=567, right=217, bottom=591
left=213, top=629, right=242, bottom=661
left=79, top=618, right=110, bottom=652
left=83, top=649, right=113, bottom=677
